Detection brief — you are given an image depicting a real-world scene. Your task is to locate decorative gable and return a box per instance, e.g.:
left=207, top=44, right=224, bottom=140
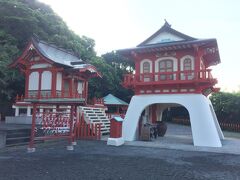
left=145, top=31, right=185, bottom=45
left=138, top=20, right=196, bottom=47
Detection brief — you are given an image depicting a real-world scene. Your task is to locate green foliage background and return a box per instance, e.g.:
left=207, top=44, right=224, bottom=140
left=210, top=92, right=240, bottom=123
left=0, top=0, right=133, bottom=118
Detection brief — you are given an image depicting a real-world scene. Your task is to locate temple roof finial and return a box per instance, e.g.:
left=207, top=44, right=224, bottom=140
left=164, top=19, right=171, bottom=28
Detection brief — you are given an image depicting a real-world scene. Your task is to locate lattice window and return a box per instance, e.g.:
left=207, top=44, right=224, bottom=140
left=183, top=58, right=192, bottom=71
left=143, top=62, right=150, bottom=73
left=158, top=60, right=173, bottom=80
left=159, top=60, right=173, bottom=72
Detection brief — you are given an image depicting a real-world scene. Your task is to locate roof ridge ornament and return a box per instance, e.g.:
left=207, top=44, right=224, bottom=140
left=164, top=19, right=171, bottom=28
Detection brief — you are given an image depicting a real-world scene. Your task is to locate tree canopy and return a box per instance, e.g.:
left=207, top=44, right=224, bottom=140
left=89, top=52, right=134, bottom=103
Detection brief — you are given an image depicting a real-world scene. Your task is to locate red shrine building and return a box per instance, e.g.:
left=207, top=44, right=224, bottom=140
left=8, top=37, right=100, bottom=118
left=8, top=37, right=111, bottom=151
left=117, top=21, right=224, bottom=147
left=10, top=36, right=100, bottom=104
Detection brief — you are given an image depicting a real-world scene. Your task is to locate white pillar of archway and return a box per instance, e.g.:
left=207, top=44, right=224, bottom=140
left=123, top=94, right=224, bottom=147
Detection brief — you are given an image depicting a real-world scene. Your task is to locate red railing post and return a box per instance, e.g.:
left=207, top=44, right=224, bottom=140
left=28, top=103, right=37, bottom=152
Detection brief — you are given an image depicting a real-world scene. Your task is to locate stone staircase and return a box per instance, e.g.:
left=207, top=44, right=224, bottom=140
left=78, top=106, right=110, bottom=135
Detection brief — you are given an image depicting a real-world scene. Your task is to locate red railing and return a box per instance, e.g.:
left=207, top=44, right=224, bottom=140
left=28, top=107, right=76, bottom=151
left=172, top=118, right=240, bottom=132
left=28, top=107, right=101, bottom=150
left=74, top=114, right=101, bottom=140
left=123, top=69, right=216, bottom=87
left=16, top=91, right=84, bottom=102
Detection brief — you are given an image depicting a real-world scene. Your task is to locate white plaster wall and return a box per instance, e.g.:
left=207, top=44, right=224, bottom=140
left=41, top=71, right=52, bottom=90
left=123, top=94, right=224, bottom=147
left=56, top=72, right=62, bottom=91
left=30, top=63, right=52, bottom=69
left=77, top=81, right=84, bottom=94
left=140, top=59, right=152, bottom=73
left=146, top=32, right=184, bottom=45
left=28, top=72, right=39, bottom=90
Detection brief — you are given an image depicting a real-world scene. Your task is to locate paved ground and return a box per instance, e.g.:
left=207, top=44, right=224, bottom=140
left=1, top=140, right=240, bottom=180
left=124, top=123, right=240, bottom=155
left=1, top=123, right=240, bottom=179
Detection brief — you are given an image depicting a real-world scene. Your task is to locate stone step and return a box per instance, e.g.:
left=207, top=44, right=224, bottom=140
left=78, top=106, right=110, bottom=134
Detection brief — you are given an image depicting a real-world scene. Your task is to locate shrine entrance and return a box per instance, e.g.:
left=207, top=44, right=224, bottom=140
left=122, top=94, right=224, bottom=147
left=137, top=103, right=190, bottom=141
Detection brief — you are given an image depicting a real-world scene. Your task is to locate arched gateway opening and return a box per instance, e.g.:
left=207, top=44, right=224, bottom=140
left=137, top=103, right=191, bottom=142
left=123, top=94, right=224, bottom=147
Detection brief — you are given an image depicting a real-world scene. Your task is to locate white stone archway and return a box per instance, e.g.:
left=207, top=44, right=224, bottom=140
left=123, top=94, right=224, bottom=147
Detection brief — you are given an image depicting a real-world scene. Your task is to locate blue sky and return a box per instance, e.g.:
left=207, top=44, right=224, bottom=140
left=39, top=0, right=240, bottom=92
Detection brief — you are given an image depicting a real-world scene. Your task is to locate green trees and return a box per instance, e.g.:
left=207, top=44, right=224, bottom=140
left=210, top=92, right=240, bottom=123
left=0, top=0, right=134, bottom=118
left=89, top=52, right=134, bottom=103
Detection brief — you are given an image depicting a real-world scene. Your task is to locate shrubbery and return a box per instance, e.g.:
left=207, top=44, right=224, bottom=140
left=210, top=92, right=240, bottom=123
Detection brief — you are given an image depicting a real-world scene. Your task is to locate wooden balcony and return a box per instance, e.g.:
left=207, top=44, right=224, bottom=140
left=122, top=69, right=217, bottom=88
left=16, top=90, right=86, bottom=104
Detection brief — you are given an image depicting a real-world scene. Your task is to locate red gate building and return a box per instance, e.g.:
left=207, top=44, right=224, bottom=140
left=117, top=21, right=224, bottom=147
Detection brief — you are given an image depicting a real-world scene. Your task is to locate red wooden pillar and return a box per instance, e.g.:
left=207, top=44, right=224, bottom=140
left=69, top=78, right=74, bottom=98
left=51, top=70, right=57, bottom=97
left=151, top=104, right=157, bottom=124
left=152, top=58, right=155, bottom=82
left=177, top=53, right=181, bottom=81
left=28, top=103, right=37, bottom=152
left=25, top=70, right=30, bottom=98
left=194, top=46, right=201, bottom=80
left=69, top=105, right=74, bottom=145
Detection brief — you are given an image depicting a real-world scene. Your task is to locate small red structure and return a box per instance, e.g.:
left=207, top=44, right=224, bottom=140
left=107, top=116, right=124, bottom=146
left=110, top=117, right=123, bottom=138
left=103, top=94, right=128, bottom=118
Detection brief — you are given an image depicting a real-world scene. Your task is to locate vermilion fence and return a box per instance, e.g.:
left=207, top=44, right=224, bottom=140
left=74, top=114, right=101, bottom=140
left=172, top=118, right=240, bottom=132
left=219, top=122, right=240, bottom=132
left=34, top=108, right=75, bottom=141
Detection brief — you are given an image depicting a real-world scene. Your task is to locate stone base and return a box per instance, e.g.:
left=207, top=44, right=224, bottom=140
left=27, top=147, right=36, bottom=153
left=67, top=145, right=74, bottom=150
left=123, top=94, right=224, bottom=147
left=107, top=137, right=124, bottom=146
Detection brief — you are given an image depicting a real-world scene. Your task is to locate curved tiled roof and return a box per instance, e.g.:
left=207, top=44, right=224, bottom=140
left=103, top=94, right=128, bottom=106
left=32, top=37, right=83, bottom=67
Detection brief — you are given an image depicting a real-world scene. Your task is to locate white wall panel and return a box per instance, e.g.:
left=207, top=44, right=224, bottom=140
left=41, top=71, right=52, bottom=90
left=28, top=72, right=39, bottom=90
